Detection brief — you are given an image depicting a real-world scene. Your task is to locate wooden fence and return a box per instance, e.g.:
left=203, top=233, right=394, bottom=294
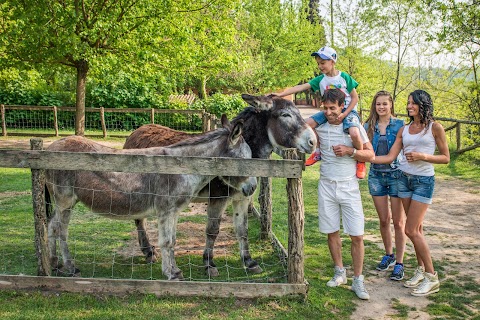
left=0, top=139, right=307, bottom=299
left=437, top=117, right=480, bottom=154
left=1, top=104, right=216, bottom=137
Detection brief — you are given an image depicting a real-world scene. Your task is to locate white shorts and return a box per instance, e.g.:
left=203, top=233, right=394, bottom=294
left=318, top=179, right=364, bottom=236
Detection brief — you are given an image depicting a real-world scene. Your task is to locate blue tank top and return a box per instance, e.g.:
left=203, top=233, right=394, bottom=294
left=372, top=135, right=392, bottom=172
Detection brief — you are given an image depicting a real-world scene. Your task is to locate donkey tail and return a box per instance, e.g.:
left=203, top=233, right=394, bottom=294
left=45, top=184, right=53, bottom=219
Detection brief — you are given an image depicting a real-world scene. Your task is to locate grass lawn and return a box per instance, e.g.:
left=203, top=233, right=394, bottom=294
left=0, top=141, right=479, bottom=319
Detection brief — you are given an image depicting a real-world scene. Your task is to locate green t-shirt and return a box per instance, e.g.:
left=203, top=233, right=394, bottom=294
left=308, top=71, right=358, bottom=109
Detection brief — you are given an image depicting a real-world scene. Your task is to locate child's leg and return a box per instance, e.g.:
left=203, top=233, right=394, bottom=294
left=349, top=127, right=363, bottom=150
left=342, top=110, right=363, bottom=149
left=342, top=110, right=366, bottom=179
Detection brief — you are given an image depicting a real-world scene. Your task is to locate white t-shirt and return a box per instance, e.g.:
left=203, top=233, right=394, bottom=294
left=316, top=122, right=369, bottom=181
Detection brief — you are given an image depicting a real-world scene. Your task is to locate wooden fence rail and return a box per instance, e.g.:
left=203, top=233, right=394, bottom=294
left=0, top=139, right=307, bottom=298
left=1, top=104, right=216, bottom=137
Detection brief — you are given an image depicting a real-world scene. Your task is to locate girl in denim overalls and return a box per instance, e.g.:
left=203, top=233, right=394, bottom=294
left=364, top=91, right=406, bottom=281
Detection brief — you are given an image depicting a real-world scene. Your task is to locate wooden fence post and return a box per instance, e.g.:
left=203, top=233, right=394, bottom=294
left=53, top=106, right=59, bottom=137
left=202, top=112, right=209, bottom=133
left=207, top=113, right=212, bottom=131
left=209, top=114, right=217, bottom=131
left=284, top=148, right=305, bottom=284
left=151, top=108, right=155, bottom=124
left=456, top=122, right=461, bottom=151
left=1, top=104, right=6, bottom=136
left=100, top=107, right=107, bottom=138
left=30, top=138, right=51, bottom=276
left=258, top=176, right=272, bottom=239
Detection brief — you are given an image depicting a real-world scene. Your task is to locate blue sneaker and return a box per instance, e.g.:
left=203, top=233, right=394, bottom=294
left=376, top=255, right=396, bottom=271
left=390, top=264, right=404, bottom=281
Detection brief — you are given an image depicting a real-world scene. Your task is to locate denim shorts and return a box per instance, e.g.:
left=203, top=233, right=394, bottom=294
left=397, top=171, right=435, bottom=204
left=311, top=108, right=362, bottom=133
left=368, top=169, right=400, bottom=197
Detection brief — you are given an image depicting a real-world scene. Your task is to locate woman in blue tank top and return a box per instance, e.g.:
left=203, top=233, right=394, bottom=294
left=371, top=90, right=450, bottom=297
left=364, top=91, right=406, bottom=281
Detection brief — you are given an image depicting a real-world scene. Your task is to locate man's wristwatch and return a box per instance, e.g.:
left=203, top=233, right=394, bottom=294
left=350, top=148, right=357, bottom=158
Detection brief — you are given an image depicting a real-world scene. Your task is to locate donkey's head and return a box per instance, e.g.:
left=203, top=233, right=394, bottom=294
left=241, top=94, right=317, bottom=154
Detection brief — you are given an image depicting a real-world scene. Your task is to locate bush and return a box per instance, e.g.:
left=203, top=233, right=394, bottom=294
left=194, top=93, right=247, bottom=119
left=87, top=72, right=163, bottom=109
left=0, top=68, right=74, bottom=107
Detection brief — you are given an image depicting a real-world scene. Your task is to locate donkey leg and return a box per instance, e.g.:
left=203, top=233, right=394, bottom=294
left=135, top=218, right=159, bottom=263
left=46, top=186, right=81, bottom=277
left=48, top=204, right=80, bottom=277
left=158, top=214, right=183, bottom=280
left=203, top=198, right=230, bottom=277
left=57, top=208, right=81, bottom=276
left=232, top=196, right=262, bottom=274
left=47, top=210, right=61, bottom=271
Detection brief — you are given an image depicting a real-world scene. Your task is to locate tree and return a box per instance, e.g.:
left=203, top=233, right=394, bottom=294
left=0, top=0, right=204, bottom=135
left=430, top=0, right=480, bottom=122
left=174, top=2, right=247, bottom=99
left=361, top=0, right=432, bottom=100
left=238, top=0, right=325, bottom=92
left=307, top=0, right=321, bottom=25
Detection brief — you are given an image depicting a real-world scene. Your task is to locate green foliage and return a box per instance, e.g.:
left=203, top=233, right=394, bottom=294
left=194, top=93, right=247, bottom=119
left=0, top=0, right=477, bottom=142
left=428, top=0, right=480, bottom=122
left=237, top=0, right=325, bottom=92
left=0, top=68, right=73, bottom=106
left=87, top=71, right=164, bottom=109
left=434, top=148, right=480, bottom=182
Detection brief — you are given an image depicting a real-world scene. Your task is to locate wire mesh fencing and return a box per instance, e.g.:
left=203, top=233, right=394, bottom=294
left=0, top=143, right=306, bottom=298
left=1, top=105, right=214, bottom=137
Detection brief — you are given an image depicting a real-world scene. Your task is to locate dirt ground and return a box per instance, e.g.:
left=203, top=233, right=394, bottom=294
left=353, top=176, right=480, bottom=319
left=1, top=135, right=479, bottom=318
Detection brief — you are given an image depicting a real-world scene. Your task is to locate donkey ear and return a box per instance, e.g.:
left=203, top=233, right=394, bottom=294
left=220, top=114, right=230, bottom=128
left=229, top=120, right=244, bottom=145
left=241, top=94, right=273, bottom=111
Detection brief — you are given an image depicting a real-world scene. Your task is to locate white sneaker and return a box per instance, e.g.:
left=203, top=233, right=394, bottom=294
left=326, top=266, right=347, bottom=287
left=411, top=271, right=440, bottom=297
left=404, top=266, right=425, bottom=288
left=352, top=275, right=370, bottom=300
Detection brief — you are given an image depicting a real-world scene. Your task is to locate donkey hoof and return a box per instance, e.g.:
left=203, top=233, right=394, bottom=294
left=71, top=268, right=82, bottom=277
left=247, top=264, right=263, bottom=274
left=53, top=267, right=81, bottom=277
left=168, top=270, right=184, bottom=281
left=206, top=266, right=219, bottom=277
left=146, top=251, right=160, bottom=264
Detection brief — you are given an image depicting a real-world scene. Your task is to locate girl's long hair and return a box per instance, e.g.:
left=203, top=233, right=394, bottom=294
left=365, top=90, right=395, bottom=141
left=408, top=90, right=434, bottom=134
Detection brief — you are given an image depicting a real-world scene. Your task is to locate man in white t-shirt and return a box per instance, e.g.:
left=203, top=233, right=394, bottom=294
left=307, top=88, right=375, bottom=300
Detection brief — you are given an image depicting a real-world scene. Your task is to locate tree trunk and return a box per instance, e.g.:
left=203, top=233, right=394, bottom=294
left=75, top=59, right=89, bottom=136
left=198, top=76, right=207, bottom=100
left=330, top=0, right=334, bottom=46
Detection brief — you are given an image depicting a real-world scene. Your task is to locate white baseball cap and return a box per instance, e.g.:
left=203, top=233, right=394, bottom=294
left=311, top=46, right=337, bottom=62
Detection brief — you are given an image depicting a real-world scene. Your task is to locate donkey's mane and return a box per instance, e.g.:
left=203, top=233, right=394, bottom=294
left=231, top=107, right=259, bottom=125
left=167, top=127, right=229, bottom=148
